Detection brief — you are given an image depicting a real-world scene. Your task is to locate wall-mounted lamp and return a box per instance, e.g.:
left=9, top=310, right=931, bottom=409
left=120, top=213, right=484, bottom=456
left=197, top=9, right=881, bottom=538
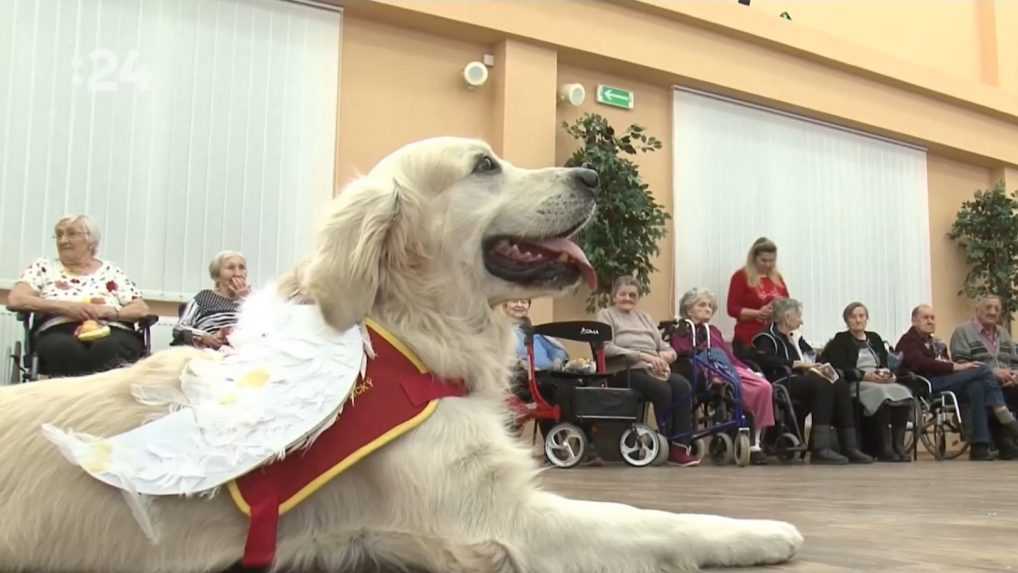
left=463, top=61, right=489, bottom=88
left=559, top=83, right=586, bottom=106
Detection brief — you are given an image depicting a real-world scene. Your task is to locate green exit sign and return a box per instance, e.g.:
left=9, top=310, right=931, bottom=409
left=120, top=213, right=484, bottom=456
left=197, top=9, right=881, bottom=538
left=596, top=85, right=634, bottom=110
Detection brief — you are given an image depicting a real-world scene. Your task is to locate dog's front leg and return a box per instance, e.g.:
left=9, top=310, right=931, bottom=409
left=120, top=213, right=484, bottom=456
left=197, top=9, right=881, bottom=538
left=505, top=492, right=802, bottom=572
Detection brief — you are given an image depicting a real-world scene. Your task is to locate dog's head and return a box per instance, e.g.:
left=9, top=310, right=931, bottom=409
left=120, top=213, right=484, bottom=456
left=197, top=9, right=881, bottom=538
left=304, top=137, right=598, bottom=330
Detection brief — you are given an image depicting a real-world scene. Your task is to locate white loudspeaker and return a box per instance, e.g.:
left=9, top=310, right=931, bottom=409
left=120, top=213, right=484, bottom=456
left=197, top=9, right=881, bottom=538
left=463, top=61, right=489, bottom=88
left=559, top=83, right=586, bottom=106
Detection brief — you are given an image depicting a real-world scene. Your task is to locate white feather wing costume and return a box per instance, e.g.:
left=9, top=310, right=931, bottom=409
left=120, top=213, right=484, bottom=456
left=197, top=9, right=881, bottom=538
left=43, top=288, right=366, bottom=498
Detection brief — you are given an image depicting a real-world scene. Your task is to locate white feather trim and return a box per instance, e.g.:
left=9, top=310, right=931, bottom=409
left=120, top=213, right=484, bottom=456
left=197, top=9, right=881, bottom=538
left=42, top=286, right=364, bottom=499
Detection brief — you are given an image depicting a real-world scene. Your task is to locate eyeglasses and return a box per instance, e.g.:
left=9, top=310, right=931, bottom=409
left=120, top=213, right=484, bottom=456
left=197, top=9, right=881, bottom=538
left=53, top=230, right=88, bottom=240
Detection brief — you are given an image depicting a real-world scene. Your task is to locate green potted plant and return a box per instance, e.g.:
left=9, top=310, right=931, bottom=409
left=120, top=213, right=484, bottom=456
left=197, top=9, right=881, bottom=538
left=562, top=113, right=670, bottom=311
left=949, top=180, right=1018, bottom=329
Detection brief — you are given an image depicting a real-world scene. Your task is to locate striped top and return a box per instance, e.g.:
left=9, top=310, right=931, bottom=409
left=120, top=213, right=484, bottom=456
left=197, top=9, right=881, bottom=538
left=173, top=289, right=242, bottom=345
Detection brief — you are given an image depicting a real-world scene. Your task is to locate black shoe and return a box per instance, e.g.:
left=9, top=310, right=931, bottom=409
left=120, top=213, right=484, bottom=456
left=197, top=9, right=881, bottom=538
left=811, top=447, right=849, bottom=465
left=811, top=426, right=849, bottom=465
left=750, top=450, right=768, bottom=465
left=1003, top=420, right=1018, bottom=441
left=996, top=440, right=1018, bottom=460
left=877, top=449, right=905, bottom=462
left=839, top=427, right=874, bottom=464
left=969, top=443, right=996, bottom=461
left=891, top=425, right=910, bottom=462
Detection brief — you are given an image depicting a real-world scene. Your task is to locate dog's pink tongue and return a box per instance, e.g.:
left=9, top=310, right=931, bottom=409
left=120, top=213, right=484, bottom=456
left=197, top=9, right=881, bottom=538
left=537, top=238, right=598, bottom=290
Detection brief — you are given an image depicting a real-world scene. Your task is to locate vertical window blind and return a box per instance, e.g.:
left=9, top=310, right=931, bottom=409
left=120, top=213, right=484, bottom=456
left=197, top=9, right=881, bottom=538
left=673, top=88, right=931, bottom=345
left=0, top=0, right=341, bottom=301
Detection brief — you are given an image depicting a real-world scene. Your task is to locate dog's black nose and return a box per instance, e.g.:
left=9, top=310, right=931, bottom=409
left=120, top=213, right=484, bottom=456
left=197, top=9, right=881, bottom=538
left=573, top=168, right=599, bottom=190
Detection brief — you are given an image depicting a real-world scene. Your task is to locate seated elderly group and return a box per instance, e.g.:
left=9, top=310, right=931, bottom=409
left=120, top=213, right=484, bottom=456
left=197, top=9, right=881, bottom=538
left=7, top=214, right=251, bottom=378
left=506, top=236, right=1018, bottom=466
left=12, top=219, right=1018, bottom=466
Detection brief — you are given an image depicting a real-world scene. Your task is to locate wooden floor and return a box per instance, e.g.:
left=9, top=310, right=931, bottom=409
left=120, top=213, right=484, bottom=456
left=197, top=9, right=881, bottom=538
left=538, top=459, right=1018, bottom=572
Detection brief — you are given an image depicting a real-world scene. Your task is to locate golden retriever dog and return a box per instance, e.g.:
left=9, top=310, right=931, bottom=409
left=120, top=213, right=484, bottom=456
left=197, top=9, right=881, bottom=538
left=0, top=137, right=802, bottom=572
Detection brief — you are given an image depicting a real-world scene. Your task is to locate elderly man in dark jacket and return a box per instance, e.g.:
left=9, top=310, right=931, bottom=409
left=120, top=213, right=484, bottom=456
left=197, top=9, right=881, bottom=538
left=897, top=304, right=1018, bottom=461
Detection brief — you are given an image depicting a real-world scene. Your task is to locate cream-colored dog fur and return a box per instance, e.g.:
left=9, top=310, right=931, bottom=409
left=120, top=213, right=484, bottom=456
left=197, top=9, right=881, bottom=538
left=0, top=138, right=802, bottom=572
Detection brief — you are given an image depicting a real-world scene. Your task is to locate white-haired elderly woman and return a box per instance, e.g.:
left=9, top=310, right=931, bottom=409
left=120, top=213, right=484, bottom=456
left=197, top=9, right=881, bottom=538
left=752, top=298, right=872, bottom=465
left=173, top=251, right=250, bottom=349
left=670, top=288, right=774, bottom=464
left=8, top=215, right=150, bottom=376
left=823, top=302, right=913, bottom=462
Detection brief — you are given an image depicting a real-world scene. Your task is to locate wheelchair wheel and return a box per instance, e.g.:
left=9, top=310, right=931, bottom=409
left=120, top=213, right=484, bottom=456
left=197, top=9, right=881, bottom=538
left=651, top=432, right=670, bottom=466
left=922, top=417, right=968, bottom=461
left=708, top=433, right=734, bottom=465
left=773, top=432, right=802, bottom=464
left=734, top=431, right=752, bottom=467
left=901, top=402, right=923, bottom=455
left=544, top=423, right=587, bottom=468
left=690, top=437, right=708, bottom=462
left=619, top=423, right=661, bottom=467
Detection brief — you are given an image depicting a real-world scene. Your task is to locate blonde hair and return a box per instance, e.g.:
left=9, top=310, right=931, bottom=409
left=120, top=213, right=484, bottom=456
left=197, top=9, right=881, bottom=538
left=678, top=288, right=718, bottom=319
left=744, top=237, right=785, bottom=288
left=208, top=250, right=245, bottom=281
left=54, top=214, right=101, bottom=256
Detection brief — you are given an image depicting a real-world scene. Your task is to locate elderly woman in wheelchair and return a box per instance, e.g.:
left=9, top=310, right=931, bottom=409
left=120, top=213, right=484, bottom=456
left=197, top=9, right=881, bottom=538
left=823, top=302, right=913, bottom=462
left=752, top=298, right=873, bottom=465
left=670, top=288, right=775, bottom=465
left=172, top=250, right=251, bottom=349
left=7, top=214, right=152, bottom=378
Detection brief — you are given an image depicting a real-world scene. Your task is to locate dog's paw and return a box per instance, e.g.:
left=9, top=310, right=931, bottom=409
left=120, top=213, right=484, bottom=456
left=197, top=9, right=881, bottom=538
left=705, top=519, right=803, bottom=567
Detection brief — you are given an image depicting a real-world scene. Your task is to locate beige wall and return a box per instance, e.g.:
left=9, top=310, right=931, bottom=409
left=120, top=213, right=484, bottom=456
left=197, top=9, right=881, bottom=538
left=334, top=16, right=496, bottom=189
left=751, top=0, right=987, bottom=84
left=7, top=2, right=1017, bottom=334
left=927, top=154, right=995, bottom=338
left=351, top=0, right=1018, bottom=166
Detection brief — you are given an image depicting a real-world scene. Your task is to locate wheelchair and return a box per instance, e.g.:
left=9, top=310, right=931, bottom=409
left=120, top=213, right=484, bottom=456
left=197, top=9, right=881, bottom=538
left=509, top=321, right=669, bottom=469
left=664, top=319, right=752, bottom=466
left=660, top=320, right=806, bottom=465
left=897, top=372, right=968, bottom=460
left=7, top=309, right=159, bottom=383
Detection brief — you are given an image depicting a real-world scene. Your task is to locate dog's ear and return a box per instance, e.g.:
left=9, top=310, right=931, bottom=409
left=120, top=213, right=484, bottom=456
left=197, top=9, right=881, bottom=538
left=305, top=176, right=425, bottom=330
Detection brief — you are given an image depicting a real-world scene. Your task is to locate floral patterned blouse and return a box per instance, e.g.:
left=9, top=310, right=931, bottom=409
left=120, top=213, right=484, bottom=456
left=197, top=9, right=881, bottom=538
left=18, top=257, right=143, bottom=331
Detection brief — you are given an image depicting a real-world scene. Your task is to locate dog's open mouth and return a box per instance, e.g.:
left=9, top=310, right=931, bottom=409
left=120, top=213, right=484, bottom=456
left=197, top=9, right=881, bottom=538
left=483, top=234, right=597, bottom=290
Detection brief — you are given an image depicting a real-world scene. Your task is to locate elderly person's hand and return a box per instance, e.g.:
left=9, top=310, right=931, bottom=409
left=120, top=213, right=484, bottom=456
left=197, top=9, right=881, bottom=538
left=953, top=361, right=982, bottom=372
left=992, top=368, right=1016, bottom=385
left=194, top=334, right=223, bottom=350
left=659, top=348, right=677, bottom=364
left=61, top=301, right=105, bottom=322
left=227, top=275, right=251, bottom=299
left=862, top=369, right=895, bottom=384
left=641, top=353, right=670, bottom=376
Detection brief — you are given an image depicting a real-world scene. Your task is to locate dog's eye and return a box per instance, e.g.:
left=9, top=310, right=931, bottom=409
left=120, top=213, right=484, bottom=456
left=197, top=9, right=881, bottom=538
left=473, top=156, right=499, bottom=174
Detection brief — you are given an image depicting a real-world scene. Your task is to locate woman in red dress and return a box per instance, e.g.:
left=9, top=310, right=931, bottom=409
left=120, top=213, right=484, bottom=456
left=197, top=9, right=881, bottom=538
left=727, top=237, right=789, bottom=354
